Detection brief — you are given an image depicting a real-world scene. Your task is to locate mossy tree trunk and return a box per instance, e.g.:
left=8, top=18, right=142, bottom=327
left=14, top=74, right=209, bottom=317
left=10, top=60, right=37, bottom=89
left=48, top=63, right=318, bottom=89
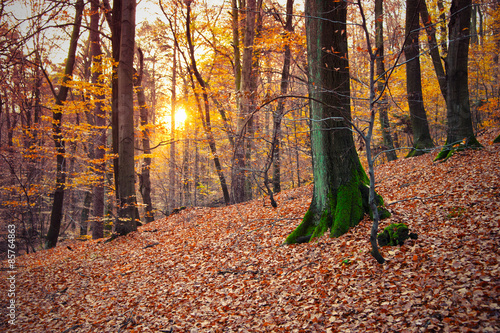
left=435, top=0, right=481, bottom=161
left=494, top=133, right=500, bottom=143
left=286, top=0, right=385, bottom=244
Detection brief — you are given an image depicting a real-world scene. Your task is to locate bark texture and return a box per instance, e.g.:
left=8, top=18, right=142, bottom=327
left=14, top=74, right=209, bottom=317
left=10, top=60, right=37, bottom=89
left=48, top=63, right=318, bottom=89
left=115, top=0, right=138, bottom=235
left=405, top=0, right=434, bottom=157
left=45, top=0, right=84, bottom=249
left=186, top=1, right=230, bottom=205
left=135, top=48, right=154, bottom=223
left=272, top=0, right=294, bottom=193
left=91, top=0, right=105, bottom=239
left=232, top=0, right=259, bottom=203
left=375, top=0, right=397, bottom=162
left=286, top=0, right=388, bottom=244
left=435, top=0, right=481, bottom=161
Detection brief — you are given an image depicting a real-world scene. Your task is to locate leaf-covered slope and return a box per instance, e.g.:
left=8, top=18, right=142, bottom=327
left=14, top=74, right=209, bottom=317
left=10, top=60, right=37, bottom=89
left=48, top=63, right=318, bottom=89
left=1, top=132, right=499, bottom=332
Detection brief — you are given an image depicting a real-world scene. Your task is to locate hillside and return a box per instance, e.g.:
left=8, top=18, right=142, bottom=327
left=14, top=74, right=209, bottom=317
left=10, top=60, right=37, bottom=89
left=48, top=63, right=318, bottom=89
left=1, top=131, right=499, bottom=332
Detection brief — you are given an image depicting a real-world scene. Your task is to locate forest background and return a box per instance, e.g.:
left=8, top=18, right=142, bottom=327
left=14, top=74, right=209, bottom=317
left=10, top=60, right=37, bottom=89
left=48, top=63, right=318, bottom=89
left=0, top=0, right=499, bottom=254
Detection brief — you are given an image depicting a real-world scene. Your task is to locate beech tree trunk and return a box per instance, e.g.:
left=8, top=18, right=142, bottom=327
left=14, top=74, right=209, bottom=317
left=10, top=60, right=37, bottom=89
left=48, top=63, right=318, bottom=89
left=419, top=0, right=447, bottom=101
left=115, top=0, right=138, bottom=235
left=109, top=0, right=121, bottom=201
left=45, top=0, right=84, bottom=249
left=232, top=0, right=260, bottom=203
left=169, top=45, right=177, bottom=212
left=91, top=0, right=105, bottom=239
left=405, top=0, right=434, bottom=157
left=272, top=0, right=294, bottom=193
left=186, top=1, right=230, bottom=205
left=375, top=0, right=397, bottom=162
left=435, top=0, right=481, bottom=161
left=231, top=0, right=241, bottom=109
left=286, top=0, right=387, bottom=243
left=135, top=48, right=154, bottom=223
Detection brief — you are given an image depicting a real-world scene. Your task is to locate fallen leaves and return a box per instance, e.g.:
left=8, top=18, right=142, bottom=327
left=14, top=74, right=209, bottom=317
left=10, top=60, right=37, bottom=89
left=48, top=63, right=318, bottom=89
left=1, top=131, right=499, bottom=332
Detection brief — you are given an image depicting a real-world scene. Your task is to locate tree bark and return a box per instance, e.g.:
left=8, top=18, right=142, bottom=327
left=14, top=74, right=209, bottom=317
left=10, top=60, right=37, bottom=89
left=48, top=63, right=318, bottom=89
left=231, top=0, right=259, bottom=203
left=435, top=0, right=481, bottom=161
left=109, top=0, right=122, bottom=202
left=286, top=0, right=388, bottom=243
left=272, top=0, right=294, bottom=193
left=115, top=0, right=138, bottom=235
left=45, top=0, right=84, bottom=249
left=375, top=0, right=397, bottom=162
left=405, top=0, right=434, bottom=157
left=135, top=48, right=154, bottom=223
left=231, top=0, right=241, bottom=108
left=91, top=0, right=105, bottom=239
left=169, top=44, right=177, bottom=212
left=419, top=0, right=447, bottom=101
left=185, top=1, right=230, bottom=205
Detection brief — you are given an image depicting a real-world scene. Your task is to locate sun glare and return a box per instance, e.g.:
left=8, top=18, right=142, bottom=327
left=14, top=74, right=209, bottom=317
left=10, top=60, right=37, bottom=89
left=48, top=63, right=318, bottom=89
left=160, top=107, right=188, bottom=129
left=175, top=107, right=188, bottom=127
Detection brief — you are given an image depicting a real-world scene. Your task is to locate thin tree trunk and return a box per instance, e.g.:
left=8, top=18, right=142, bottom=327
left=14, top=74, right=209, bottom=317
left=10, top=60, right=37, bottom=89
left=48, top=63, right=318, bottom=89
left=108, top=0, right=121, bottom=203
left=91, top=0, right=105, bottom=239
left=231, top=0, right=241, bottom=109
left=419, top=0, right=447, bottom=101
left=435, top=0, right=481, bottom=161
left=169, top=45, right=177, bottom=212
left=80, top=190, right=92, bottom=235
left=405, top=0, right=434, bottom=157
left=437, top=0, right=448, bottom=56
left=115, top=0, right=138, bottom=235
left=135, top=48, right=154, bottom=223
left=272, top=0, right=294, bottom=193
left=232, top=0, right=259, bottom=203
left=186, top=2, right=230, bottom=205
left=45, top=0, right=84, bottom=249
left=375, top=0, right=397, bottom=162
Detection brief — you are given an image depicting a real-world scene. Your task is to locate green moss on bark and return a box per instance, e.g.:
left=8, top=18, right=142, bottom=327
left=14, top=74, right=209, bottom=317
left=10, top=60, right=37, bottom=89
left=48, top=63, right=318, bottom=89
left=494, top=133, right=500, bottom=143
left=377, top=223, right=417, bottom=246
left=406, top=139, right=435, bottom=158
left=434, top=136, right=482, bottom=162
left=286, top=167, right=390, bottom=244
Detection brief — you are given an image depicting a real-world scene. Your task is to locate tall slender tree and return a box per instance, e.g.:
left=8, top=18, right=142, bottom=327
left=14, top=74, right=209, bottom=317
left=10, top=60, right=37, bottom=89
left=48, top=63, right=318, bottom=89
left=419, top=0, right=447, bottom=101
left=231, top=0, right=261, bottom=203
left=169, top=40, right=177, bottom=212
left=405, top=0, right=434, bottom=157
left=185, top=0, right=230, bottom=205
left=135, top=48, right=154, bottom=223
left=375, top=0, right=397, bottom=162
left=435, top=0, right=481, bottom=161
left=90, top=0, right=106, bottom=239
left=272, top=0, right=294, bottom=193
left=286, top=0, right=388, bottom=244
left=115, top=0, right=138, bottom=235
left=45, top=0, right=84, bottom=249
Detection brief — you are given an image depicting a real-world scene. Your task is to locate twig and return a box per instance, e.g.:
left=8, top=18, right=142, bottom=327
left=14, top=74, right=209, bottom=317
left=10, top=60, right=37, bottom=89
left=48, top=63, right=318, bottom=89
left=143, top=242, right=160, bottom=249
left=62, top=325, right=81, bottom=333
left=283, top=261, right=317, bottom=276
left=387, top=193, right=444, bottom=205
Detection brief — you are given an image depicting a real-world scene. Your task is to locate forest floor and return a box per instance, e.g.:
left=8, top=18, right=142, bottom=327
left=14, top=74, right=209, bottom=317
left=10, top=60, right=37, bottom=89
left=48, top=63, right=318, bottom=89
left=1, top=130, right=499, bottom=333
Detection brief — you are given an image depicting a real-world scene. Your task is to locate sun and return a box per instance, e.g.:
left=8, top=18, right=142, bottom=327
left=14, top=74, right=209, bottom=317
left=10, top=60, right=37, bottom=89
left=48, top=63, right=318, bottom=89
left=159, top=107, right=188, bottom=130
left=174, top=107, right=188, bottom=128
